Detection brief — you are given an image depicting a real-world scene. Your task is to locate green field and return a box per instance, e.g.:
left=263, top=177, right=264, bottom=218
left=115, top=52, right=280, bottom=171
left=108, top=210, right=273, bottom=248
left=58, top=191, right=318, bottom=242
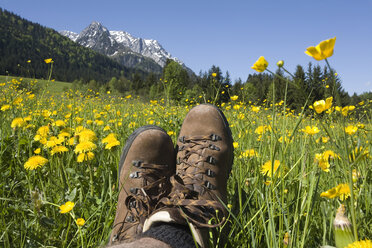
left=0, top=75, right=371, bottom=248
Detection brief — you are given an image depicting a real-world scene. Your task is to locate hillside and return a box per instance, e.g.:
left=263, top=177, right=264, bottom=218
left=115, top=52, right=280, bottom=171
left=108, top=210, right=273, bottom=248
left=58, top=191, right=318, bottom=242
left=0, top=8, right=152, bottom=84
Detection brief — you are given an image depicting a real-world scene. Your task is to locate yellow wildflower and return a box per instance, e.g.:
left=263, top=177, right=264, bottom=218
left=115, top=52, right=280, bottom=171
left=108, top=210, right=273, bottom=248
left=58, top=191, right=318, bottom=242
left=251, top=106, right=260, bottom=113
left=77, top=151, right=94, bottom=162
left=102, top=133, right=120, bottom=150
left=76, top=129, right=97, bottom=142
left=24, top=155, right=48, bottom=170
left=242, top=149, right=257, bottom=158
left=251, top=56, right=268, bottom=72
left=230, top=95, right=239, bottom=101
left=276, top=60, right=284, bottom=68
left=44, top=58, right=53, bottom=64
left=34, top=148, right=41, bottom=154
left=233, top=142, right=239, bottom=149
left=54, top=120, right=65, bottom=127
left=211, top=72, right=217, bottom=77
left=320, top=183, right=350, bottom=201
left=305, top=37, right=336, bottom=61
left=75, top=141, right=97, bottom=154
left=59, top=201, right=74, bottom=213
left=345, top=240, right=372, bottom=248
left=261, top=160, right=281, bottom=177
left=51, top=146, right=68, bottom=155
left=11, top=118, right=26, bottom=129
left=345, top=125, right=358, bottom=135
left=76, top=218, right=85, bottom=226
left=1, top=104, right=11, bottom=111
left=302, top=126, right=320, bottom=135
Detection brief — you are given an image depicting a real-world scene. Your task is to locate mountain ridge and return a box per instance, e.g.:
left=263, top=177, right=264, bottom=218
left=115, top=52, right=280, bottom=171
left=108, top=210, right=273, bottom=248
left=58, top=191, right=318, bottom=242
left=60, top=22, right=192, bottom=74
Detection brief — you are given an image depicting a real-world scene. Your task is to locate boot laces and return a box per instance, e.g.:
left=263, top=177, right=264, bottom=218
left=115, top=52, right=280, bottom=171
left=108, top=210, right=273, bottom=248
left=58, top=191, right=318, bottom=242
left=112, top=161, right=171, bottom=242
left=158, top=134, right=227, bottom=228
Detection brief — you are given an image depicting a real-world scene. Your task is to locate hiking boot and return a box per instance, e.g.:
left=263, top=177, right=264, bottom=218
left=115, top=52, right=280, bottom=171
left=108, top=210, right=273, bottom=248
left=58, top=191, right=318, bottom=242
left=109, top=125, right=176, bottom=245
left=143, top=104, right=234, bottom=247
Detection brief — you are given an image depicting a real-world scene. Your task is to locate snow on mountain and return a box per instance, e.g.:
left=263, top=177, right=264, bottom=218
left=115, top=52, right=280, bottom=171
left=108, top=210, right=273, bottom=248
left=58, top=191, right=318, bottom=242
left=60, top=22, right=187, bottom=70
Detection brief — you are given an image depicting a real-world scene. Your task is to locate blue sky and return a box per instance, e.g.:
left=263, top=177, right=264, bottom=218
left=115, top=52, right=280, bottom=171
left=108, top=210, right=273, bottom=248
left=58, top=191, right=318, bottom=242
left=2, top=0, right=372, bottom=94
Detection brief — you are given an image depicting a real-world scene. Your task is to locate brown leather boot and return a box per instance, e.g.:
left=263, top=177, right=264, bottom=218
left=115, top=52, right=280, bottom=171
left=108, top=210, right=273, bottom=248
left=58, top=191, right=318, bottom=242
left=144, top=104, right=234, bottom=247
left=109, top=125, right=176, bottom=245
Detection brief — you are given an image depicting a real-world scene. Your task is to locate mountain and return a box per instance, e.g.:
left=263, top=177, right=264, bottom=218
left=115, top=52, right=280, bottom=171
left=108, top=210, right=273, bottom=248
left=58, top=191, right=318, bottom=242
left=60, top=22, right=191, bottom=74
left=0, top=8, right=146, bottom=83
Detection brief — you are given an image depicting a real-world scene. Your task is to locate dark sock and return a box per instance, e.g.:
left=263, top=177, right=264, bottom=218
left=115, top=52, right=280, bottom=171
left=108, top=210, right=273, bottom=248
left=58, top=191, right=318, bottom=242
left=142, top=223, right=196, bottom=248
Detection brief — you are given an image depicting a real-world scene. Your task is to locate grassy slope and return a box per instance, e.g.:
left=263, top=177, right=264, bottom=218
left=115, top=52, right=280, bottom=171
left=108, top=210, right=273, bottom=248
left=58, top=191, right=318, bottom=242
left=0, top=75, right=72, bottom=94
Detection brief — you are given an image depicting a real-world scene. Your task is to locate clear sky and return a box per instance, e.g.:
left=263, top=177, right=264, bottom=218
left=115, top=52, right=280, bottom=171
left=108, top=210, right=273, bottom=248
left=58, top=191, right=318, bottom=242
left=2, top=0, right=372, bottom=94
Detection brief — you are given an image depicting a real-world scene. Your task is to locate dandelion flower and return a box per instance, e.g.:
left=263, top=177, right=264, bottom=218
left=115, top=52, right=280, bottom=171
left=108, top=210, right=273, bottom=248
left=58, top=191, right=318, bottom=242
left=24, top=155, right=48, bottom=170
left=1, top=104, right=11, bottom=111
left=44, top=58, right=53, bottom=64
left=59, top=201, right=74, bottom=213
left=251, top=56, right=268, bottom=72
left=261, top=160, right=281, bottom=177
left=346, top=240, right=372, bottom=248
left=302, top=126, right=320, bottom=135
left=305, top=37, right=336, bottom=61
left=76, top=218, right=85, bottom=226
left=51, top=146, right=68, bottom=155
left=75, top=141, right=97, bottom=154
left=320, top=183, right=350, bottom=200
left=345, top=125, right=358, bottom=135
left=11, top=118, right=26, bottom=129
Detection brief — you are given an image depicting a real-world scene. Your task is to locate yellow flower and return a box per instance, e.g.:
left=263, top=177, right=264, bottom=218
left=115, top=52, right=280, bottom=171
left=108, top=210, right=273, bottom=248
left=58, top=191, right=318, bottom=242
left=167, top=131, right=175, bottom=136
left=54, top=120, right=65, bottom=127
left=34, top=148, right=41, bottom=154
left=51, top=146, right=68, bottom=155
left=241, top=149, right=257, bottom=158
left=59, top=201, right=74, bottom=213
left=305, top=37, right=336, bottom=61
left=211, top=72, right=217, bottom=77
left=302, top=126, right=320, bottom=135
left=11, top=117, right=27, bottom=129
left=102, top=133, right=120, bottom=150
left=276, top=60, right=284, bottom=68
left=37, top=126, right=50, bottom=137
left=75, top=141, right=97, bottom=154
left=230, top=95, right=238, bottom=101
left=342, top=106, right=355, bottom=116
left=313, top=100, right=326, bottom=113
left=76, top=218, right=85, bottom=226
left=320, top=183, right=350, bottom=200
left=261, top=160, right=281, bottom=177
left=76, top=129, right=97, bottom=142
left=77, top=151, right=95, bottom=162
left=251, top=56, right=268, bottom=72
left=313, top=96, right=333, bottom=114
left=346, top=240, right=372, bottom=248
left=44, top=58, right=53, bottom=64
left=345, top=125, right=358, bottom=135
left=24, top=155, right=48, bottom=170
left=251, top=106, right=260, bottom=113
left=233, top=142, right=239, bottom=149
left=1, top=104, right=11, bottom=111
left=126, top=95, right=132, bottom=99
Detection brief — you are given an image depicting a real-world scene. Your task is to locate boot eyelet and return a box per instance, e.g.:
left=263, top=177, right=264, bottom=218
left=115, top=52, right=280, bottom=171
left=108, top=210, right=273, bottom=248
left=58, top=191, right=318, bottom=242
left=209, top=144, right=220, bottom=151
left=206, top=169, right=216, bottom=177
left=132, top=160, right=142, bottom=167
left=205, top=181, right=216, bottom=190
left=130, top=171, right=140, bottom=178
left=206, top=156, right=216, bottom=165
left=126, top=215, right=135, bottom=222
left=210, top=134, right=222, bottom=141
left=130, top=187, right=138, bottom=194
left=178, top=136, right=186, bottom=143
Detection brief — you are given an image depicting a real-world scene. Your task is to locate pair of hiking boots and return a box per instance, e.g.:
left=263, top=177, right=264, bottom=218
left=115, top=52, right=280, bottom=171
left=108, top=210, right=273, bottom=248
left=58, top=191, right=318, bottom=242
left=109, top=104, right=234, bottom=247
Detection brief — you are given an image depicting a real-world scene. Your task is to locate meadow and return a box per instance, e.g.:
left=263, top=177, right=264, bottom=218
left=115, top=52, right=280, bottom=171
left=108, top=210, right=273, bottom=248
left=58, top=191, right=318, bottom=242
left=1, top=56, right=371, bottom=247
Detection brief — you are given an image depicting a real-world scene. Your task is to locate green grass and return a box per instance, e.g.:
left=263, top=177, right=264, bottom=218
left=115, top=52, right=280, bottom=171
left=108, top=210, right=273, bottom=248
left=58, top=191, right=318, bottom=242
left=0, top=75, right=73, bottom=94
left=0, top=77, right=371, bottom=248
